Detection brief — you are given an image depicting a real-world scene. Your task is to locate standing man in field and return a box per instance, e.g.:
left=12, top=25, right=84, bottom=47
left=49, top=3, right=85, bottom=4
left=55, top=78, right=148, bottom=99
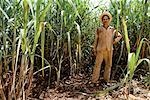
left=92, top=11, right=122, bottom=83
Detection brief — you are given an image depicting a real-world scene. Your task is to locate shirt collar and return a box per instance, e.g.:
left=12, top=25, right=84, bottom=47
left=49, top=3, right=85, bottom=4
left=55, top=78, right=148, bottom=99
left=102, top=26, right=110, bottom=30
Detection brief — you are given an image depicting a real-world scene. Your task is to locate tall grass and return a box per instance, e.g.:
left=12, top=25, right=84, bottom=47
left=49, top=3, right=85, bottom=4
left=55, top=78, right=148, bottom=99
left=0, top=0, right=51, bottom=99
left=0, top=0, right=96, bottom=98
left=110, top=0, right=150, bottom=81
left=0, top=0, right=149, bottom=99
left=122, top=18, right=150, bottom=83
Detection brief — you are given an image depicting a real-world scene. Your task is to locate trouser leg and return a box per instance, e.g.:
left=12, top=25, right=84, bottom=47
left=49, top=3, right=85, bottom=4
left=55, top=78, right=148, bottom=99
left=92, top=52, right=103, bottom=83
left=103, top=50, right=112, bottom=82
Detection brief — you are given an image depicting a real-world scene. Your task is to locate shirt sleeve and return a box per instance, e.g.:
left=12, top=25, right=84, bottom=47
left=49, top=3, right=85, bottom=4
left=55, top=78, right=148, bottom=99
left=93, top=28, right=99, bottom=51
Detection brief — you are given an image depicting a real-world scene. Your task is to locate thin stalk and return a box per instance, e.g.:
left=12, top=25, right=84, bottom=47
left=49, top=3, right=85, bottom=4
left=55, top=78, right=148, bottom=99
left=11, top=36, right=22, bottom=96
left=11, top=1, right=18, bottom=74
left=12, top=13, right=16, bottom=75
left=57, top=55, right=63, bottom=86
left=0, top=50, right=6, bottom=100
left=116, top=3, right=119, bottom=33
left=56, top=36, right=60, bottom=66
left=17, top=0, right=28, bottom=98
left=75, top=21, right=81, bottom=73
left=41, top=23, right=45, bottom=77
left=2, top=24, right=7, bottom=73
left=17, top=55, right=25, bottom=99
left=0, top=50, right=2, bottom=87
left=67, top=32, right=73, bottom=75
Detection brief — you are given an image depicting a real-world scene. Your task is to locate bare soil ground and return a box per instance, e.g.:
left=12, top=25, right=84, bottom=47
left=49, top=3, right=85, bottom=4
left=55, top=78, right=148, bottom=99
left=29, top=74, right=150, bottom=100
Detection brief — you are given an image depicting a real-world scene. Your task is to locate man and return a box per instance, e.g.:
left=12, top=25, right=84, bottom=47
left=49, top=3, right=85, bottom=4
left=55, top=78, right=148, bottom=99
left=92, top=11, right=122, bottom=83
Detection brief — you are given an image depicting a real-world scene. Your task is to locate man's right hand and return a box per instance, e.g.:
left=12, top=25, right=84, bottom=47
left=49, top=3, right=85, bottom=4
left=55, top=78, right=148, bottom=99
left=93, top=49, right=97, bottom=56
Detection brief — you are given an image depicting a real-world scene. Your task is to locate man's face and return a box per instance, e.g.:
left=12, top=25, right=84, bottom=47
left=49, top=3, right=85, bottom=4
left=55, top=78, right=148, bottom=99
left=102, top=15, right=110, bottom=25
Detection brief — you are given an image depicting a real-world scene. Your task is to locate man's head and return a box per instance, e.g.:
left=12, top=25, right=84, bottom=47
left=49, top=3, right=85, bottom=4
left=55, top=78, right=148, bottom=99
left=99, top=11, right=112, bottom=25
left=102, top=15, right=110, bottom=25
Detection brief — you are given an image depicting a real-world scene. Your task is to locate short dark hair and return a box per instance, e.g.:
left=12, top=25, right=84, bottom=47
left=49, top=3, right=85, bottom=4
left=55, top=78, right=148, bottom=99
left=102, top=15, right=110, bottom=20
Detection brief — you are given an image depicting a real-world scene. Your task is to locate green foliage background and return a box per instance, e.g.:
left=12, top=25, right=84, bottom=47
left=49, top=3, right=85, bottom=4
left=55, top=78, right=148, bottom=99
left=0, top=0, right=149, bottom=99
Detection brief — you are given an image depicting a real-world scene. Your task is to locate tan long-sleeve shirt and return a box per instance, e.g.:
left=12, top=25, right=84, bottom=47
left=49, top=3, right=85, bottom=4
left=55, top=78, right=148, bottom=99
left=94, top=26, right=122, bottom=52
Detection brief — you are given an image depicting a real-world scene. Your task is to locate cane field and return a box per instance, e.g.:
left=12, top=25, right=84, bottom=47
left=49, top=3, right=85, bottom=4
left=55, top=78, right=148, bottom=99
left=0, top=0, right=150, bottom=99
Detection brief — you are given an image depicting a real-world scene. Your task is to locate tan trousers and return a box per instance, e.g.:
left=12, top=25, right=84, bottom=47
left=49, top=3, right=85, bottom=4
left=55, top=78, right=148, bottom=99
left=92, top=50, right=112, bottom=83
